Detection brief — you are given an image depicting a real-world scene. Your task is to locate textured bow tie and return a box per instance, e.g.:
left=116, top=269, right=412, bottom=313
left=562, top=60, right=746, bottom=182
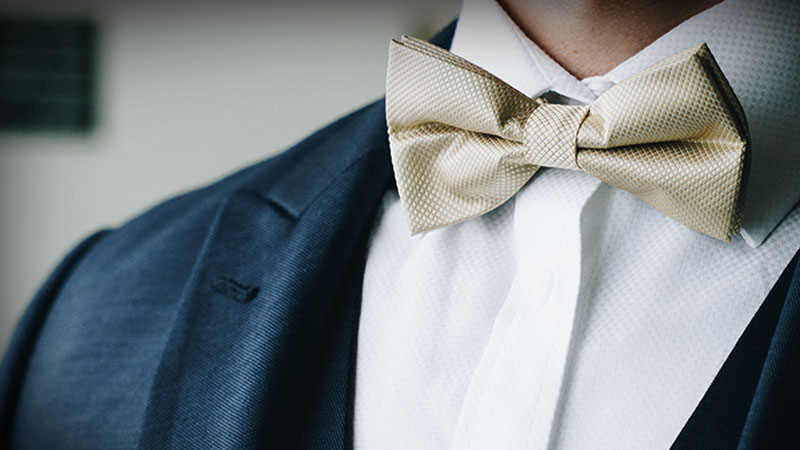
left=385, top=35, right=750, bottom=241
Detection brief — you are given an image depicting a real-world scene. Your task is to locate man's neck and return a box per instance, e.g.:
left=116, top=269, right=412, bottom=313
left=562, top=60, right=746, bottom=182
left=498, top=0, right=722, bottom=79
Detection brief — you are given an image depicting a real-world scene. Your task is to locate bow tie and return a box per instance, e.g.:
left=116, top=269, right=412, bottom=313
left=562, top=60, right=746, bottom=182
left=385, top=35, right=750, bottom=242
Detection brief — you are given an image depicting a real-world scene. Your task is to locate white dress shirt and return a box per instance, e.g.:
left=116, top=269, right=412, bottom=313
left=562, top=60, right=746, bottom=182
left=354, top=0, right=800, bottom=449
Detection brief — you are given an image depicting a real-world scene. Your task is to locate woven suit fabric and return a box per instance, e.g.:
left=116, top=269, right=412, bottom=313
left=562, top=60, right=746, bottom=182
left=386, top=35, right=749, bottom=241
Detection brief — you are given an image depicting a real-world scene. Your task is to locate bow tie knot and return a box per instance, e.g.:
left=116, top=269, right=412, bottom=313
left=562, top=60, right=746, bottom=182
left=386, top=35, right=749, bottom=241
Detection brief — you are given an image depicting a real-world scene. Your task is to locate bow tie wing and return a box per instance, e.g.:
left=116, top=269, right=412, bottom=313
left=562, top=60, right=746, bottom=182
left=386, top=36, right=544, bottom=233
left=576, top=44, right=750, bottom=241
left=386, top=36, right=750, bottom=241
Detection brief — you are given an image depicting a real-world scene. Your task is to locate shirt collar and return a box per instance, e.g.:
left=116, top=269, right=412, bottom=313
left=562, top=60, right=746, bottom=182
left=450, top=0, right=800, bottom=247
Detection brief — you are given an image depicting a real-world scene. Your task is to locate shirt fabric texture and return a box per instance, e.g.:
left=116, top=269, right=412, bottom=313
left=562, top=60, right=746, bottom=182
left=354, top=0, right=800, bottom=448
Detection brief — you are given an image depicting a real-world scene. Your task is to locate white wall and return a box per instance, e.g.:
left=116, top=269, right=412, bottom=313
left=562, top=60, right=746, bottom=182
left=0, top=0, right=459, bottom=352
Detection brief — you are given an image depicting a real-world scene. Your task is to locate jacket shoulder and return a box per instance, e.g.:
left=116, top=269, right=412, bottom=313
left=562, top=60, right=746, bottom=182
left=89, top=98, right=385, bottom=261
left=2, top=99, right=386, bottom=449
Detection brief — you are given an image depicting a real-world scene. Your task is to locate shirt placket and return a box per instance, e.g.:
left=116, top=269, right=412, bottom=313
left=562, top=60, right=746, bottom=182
left=450, top=169, right=602, bottom=450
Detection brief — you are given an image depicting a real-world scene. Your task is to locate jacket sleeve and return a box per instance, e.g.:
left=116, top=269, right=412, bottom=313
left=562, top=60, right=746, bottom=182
left=0, top=229, right=111, bottom=445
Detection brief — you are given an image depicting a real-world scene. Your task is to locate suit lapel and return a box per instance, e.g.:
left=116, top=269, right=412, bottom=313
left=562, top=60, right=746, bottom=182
left=138, top=22, right=454, bottom=449
left=139, top=98, right=395, bottom=449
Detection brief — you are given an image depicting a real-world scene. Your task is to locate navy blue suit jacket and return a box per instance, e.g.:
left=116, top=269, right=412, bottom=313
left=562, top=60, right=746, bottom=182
left=2, top=23, right=799, bottom=449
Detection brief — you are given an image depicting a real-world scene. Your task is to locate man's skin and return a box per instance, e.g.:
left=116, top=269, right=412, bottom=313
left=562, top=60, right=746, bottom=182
left=499, top=0, right=723, bottom=78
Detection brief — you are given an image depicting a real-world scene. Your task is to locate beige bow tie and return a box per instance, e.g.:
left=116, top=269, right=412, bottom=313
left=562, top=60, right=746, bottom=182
left=385, top=35, right=750, bottom=241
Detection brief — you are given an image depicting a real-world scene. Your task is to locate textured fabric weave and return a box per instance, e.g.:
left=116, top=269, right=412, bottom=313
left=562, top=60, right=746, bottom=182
left=386, top=36, right=749, bottom=241
left=357, top=1, right=800, bottom=449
